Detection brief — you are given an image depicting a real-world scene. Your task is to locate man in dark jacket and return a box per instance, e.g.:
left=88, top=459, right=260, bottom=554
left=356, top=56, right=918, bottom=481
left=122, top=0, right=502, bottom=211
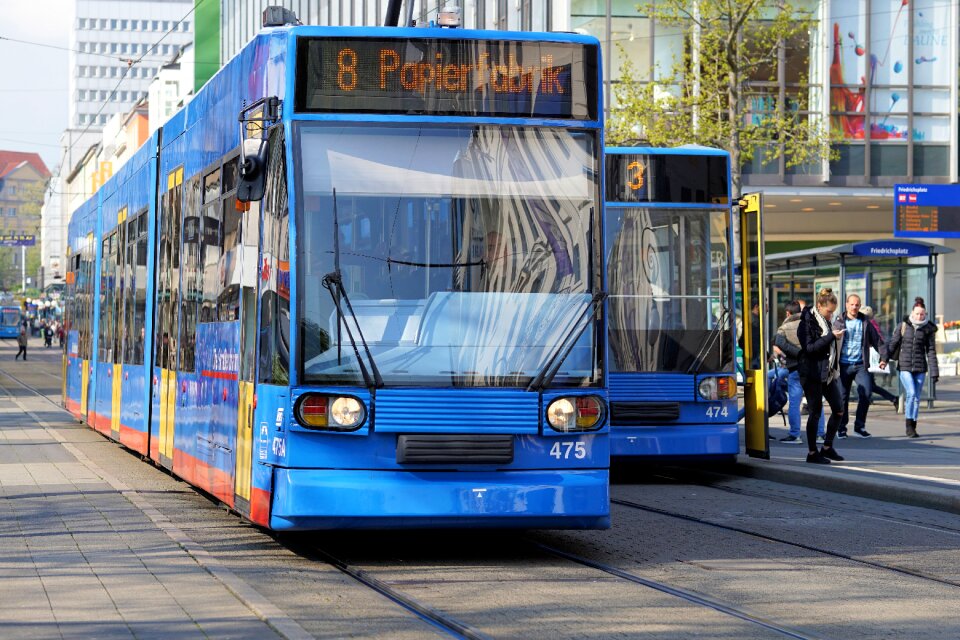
left=774, top=301, right=824, bottom=444
left=832, top=294, right=885, bottom=438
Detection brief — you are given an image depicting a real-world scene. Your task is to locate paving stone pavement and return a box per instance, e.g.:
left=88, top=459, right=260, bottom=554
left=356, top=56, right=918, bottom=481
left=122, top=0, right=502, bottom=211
left=0, top=386, right=282, bottom=639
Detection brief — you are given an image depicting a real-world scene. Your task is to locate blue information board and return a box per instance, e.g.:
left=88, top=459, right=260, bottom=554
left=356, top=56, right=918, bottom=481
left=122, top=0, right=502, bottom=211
left=894, top=184, right=960, bottom=238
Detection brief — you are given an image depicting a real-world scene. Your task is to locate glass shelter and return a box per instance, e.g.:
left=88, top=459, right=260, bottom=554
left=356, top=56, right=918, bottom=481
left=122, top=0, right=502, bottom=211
left=764, top=240, right=953, bottom=406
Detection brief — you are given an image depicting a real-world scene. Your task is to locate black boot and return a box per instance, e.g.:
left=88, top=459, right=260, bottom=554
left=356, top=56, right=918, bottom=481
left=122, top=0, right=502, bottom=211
left=906, top=419, right=918, bottom=438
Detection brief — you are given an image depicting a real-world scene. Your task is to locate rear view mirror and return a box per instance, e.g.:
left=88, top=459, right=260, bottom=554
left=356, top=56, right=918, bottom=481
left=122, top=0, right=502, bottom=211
left=238, top=138, right=268, bottom=202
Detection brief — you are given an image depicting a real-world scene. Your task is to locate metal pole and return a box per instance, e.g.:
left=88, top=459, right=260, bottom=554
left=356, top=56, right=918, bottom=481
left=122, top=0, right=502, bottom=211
left=21, top=245, right=25, bottom=292
left=404, top=0, right=415, bottom=26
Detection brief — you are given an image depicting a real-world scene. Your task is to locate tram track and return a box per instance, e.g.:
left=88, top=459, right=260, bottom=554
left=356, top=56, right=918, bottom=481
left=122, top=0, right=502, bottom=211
left=528, top=539, right=815, bottom=640
left=610, top=493, right=960, bottom=591
left=303, top=543, right=490, bottom=640
left=643, top=467, right=960, bottom=537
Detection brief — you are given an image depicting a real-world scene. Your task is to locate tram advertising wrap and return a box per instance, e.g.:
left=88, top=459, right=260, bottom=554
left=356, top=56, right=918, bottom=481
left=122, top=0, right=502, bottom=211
left=61, top=24, right=609, bottom=531
left=604, top=147, right=739, bottom=460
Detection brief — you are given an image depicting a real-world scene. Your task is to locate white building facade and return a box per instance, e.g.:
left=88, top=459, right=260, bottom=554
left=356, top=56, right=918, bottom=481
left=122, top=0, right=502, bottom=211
left=220, top=0, right=570, bottom=62
left=68, top=0, right=194, bottom=130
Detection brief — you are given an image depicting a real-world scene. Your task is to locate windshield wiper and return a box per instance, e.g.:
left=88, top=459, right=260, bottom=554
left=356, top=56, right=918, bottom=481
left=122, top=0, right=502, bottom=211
left=685, top=305, right=730, bottom=375
left=321, top=188, right=383, bottom=390
left=527, top=291, right=607, bottom=392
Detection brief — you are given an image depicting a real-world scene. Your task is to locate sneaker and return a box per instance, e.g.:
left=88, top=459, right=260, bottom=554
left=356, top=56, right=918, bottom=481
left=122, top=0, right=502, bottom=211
left=854, top=428, right=872, bottom=438
left=779, top=435, right=803, bottom=444
left=837, top=430, right=848, bottom=439
left=806, top=451, right=831, bottom=464
left=816, top=436, right=825, bottom=444
left=820, top=446, right=845, bottom=461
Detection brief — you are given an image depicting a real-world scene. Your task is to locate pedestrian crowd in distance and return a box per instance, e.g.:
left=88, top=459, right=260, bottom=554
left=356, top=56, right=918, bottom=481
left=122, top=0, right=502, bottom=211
left=770, top=291, right=937, bottom=464
left=14, top=317, right=64, bottom=361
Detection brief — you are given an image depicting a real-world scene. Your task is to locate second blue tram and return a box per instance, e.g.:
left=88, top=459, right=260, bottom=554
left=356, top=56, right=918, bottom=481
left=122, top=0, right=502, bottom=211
left=604, top=146, right=739, bottom=459
left=63, top=19, right=610, bottom=529
left=0, top=305, right=21, bottom=339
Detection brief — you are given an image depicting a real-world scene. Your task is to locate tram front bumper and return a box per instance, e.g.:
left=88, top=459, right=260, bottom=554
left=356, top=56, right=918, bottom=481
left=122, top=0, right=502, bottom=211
left=610, top=424, right=739, bottom=457
left=269, top=468, right=610, bottom=530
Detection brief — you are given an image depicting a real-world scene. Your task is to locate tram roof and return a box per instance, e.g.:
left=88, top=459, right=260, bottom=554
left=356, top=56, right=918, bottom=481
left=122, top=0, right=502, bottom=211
left=606, top=145, right=729, bottom=157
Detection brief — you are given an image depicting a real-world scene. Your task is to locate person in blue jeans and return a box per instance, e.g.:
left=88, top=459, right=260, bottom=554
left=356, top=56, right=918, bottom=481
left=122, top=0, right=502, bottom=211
left=832, top=294, right=885, bottom=439
left=773, top=300, right=825, bottom=444
left=883, top=298, right=939, bottom=437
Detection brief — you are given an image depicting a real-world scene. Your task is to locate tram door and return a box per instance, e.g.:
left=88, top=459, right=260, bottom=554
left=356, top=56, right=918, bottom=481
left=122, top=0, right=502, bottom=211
left=155, top=167, right=183, bottom=469
left=234, top=199, right=261, bottom=514
left=739, top=193, right=769, bottom=459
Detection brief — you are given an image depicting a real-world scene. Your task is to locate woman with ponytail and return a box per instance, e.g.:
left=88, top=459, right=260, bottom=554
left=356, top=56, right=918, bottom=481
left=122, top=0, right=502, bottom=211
left=797, top=288, right=847, bottom=464
left=883, top=297, right=938, bottom=437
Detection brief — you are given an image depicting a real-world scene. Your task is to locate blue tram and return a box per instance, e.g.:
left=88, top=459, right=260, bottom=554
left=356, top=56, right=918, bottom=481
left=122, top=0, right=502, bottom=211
left=0, top=305, right=21, bottom=339
left=604, top=146, right=739, bottom=459
left=63, top=19, right=610, bottom=529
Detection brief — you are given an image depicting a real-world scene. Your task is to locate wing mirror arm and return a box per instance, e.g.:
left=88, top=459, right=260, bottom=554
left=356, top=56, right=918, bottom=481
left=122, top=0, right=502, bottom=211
left=237, top=96, right=280, bottom=203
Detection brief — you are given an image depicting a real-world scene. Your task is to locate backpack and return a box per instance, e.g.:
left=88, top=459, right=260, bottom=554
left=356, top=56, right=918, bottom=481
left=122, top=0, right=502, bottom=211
left=767, top=364, right=789, bottom=423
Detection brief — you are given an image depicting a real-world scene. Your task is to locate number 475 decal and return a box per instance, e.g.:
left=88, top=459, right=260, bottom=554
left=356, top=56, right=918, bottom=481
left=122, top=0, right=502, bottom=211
left=550, top=441, right=587, bottom=459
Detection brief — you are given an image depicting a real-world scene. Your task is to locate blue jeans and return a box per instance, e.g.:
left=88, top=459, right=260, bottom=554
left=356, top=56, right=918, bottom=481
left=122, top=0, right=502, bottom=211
left=787, top=369, right=824, bottom=438
left=898, top=371, right=926, bottom=421
left=838, top=362, right=873, bottom=430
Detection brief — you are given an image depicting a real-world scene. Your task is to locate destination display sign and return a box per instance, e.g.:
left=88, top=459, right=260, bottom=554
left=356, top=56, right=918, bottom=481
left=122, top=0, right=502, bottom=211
left=605, top=153, right=730, bottom=205
left=894, top=184, right=960, bottom=238
left=294, top=37, right=598, bottom=120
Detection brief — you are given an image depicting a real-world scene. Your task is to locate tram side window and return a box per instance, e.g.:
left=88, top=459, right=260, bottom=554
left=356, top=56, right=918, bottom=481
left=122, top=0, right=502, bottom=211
left=122, top=215, right=136, bottom=364
left=113, top=212, right=126, bottom=364
left=179, top=177, right=202, bottom=373
left=259, top=127, right=289, bottom=385
left=200, top=166, right=222, bottom=323
left=98, top=232, right=116, bottom=362
left=124, top=211, right=148, bottom=365
left=83, top=242, right=95, bottom=360
left=219, top=191, right=241, bottom=321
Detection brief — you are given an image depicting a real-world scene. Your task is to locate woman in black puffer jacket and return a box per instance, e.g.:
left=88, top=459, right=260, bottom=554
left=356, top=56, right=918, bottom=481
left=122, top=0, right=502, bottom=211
left=883, top=298, right=939, bottom=437
left=797, top=288, right=847, bottom=464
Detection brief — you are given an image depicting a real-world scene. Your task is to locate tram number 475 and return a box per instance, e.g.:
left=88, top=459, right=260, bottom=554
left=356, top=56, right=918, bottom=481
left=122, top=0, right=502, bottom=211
left=550, top=441, right=587, bottom=459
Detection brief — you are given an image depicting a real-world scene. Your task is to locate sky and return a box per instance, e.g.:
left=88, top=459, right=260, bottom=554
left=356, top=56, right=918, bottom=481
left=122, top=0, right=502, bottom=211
left=0, top=0, right=72, bottom=173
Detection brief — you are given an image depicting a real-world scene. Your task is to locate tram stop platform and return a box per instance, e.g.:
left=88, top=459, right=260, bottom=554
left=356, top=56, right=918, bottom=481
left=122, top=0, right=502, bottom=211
left=737, top=376, right=960, bottom=515
left=0, top=336, right=283, bottom=639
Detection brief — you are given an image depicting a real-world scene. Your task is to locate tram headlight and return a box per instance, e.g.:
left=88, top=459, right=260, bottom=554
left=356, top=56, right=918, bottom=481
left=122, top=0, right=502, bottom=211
left=698, top=376, right=737, bottom=401
left=546, top=396, right=604, bottom=432
left=295, top=394, right=366, bottom=431
left=330, top=396, right=365, bottom=428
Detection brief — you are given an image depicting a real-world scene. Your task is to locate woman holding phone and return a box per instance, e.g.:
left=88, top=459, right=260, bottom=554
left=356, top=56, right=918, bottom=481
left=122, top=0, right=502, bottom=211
left=797, top=288, right=847, bottom=464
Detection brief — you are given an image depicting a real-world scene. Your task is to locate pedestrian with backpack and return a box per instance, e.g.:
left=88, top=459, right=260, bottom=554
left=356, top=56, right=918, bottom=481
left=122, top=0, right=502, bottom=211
left=774, top=300, right=825, bottom=444
left=882, top=297, right=938, bottom=438
left=797, top=288, right=847, bottom=464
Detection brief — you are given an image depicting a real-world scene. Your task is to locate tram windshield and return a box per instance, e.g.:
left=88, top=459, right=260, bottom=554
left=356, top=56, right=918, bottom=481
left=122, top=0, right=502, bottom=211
left=1, top=308, right=20, bottom=327
left=295, top=123, right=600, bottom=388
left=606, top=208, right=734, bottom=374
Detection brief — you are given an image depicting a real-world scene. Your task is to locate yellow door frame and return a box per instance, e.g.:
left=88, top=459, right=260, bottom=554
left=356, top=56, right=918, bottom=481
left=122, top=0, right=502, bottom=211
left=739, top=193, right=770, bottom=459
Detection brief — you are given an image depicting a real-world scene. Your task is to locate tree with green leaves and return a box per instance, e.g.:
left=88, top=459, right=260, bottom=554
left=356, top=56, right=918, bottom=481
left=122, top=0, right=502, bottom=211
left=609, top=0, right=839, bottom=197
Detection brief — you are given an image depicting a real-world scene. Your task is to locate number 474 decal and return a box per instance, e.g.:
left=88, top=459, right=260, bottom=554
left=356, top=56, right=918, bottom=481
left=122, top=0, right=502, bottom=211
left=706, top=405, right=729, bottom=418
left=550, top=441, right=587, bottom=459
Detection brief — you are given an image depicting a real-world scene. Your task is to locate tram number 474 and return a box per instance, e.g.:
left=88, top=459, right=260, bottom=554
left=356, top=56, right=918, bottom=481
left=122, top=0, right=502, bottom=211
left=550, top=441, right=587, bottom=460
left=706, top=405, right=729, bottom=418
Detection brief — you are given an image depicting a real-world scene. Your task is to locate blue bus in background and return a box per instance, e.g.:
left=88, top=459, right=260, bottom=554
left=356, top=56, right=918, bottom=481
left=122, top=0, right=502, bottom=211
left=0, top=305, right=21, bottom=339
left=63, top=16, right=610, bottom=529
left=604, top=146, right=739, bottom=460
